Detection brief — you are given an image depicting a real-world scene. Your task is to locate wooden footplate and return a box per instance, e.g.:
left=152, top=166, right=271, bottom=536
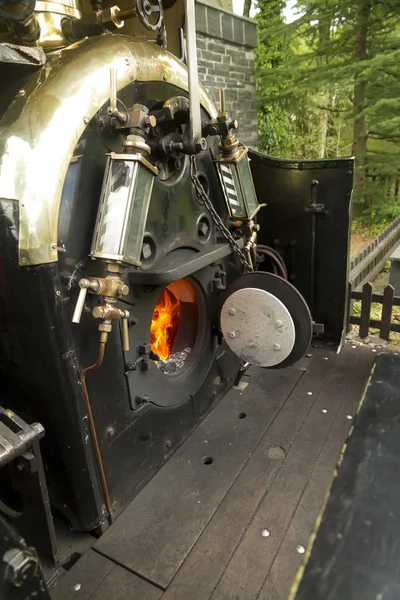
left=291, top=353, right=400, bottom=600
left=50, top=345, right=375, bottom=600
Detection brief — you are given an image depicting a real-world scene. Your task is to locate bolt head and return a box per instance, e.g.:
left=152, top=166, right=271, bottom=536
left=142, top=243, right=152, bottom=259
left=261, top=528, right=270, bottom=538
left=228, top=331, right=236, bottom=339
left=117, top=284, right=129, bottom=296
left=92, top=306, right=105, bottom=319
left=3, top=549, right=38, bottom=587
left=198, top=222, right=209, bottom=236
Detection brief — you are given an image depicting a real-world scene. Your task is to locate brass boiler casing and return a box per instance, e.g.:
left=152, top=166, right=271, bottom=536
left=34, top=0, right=83, bottom=49
left=0, top=34, right=217, bottom=266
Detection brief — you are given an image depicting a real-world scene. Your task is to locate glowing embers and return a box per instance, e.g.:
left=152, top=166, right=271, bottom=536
left=150, top=286, right=181, bottom=360
left=150, top=280, right=198, bottom=373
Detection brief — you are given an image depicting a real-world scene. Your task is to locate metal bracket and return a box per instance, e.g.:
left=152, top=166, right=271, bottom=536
left=305, top=180, right=327, bottom=215
left=0, top=408, right=58, bottom=566
left=312, top=322, right=325, bottom=335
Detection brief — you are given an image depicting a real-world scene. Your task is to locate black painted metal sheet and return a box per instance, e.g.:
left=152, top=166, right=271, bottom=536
left=250, top=150, right=354, bottom=345
left=292, top=352, right=400, bottom=600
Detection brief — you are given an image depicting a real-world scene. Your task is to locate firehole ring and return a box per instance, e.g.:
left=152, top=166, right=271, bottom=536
left=150, top=278, right=200, bottom=375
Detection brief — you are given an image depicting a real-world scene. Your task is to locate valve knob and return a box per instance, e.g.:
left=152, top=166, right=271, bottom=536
left=72, top=284, right=88, bottom=324
left=72, top=278, right=100, bottom=324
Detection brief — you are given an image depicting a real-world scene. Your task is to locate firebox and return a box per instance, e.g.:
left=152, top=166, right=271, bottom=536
left=150, top=279, right=198, bottom=372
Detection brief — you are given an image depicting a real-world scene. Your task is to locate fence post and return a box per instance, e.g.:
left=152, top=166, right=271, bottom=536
left=380, top=285, right=394, bottom=341
left=359, top=282, right=373, bottom=338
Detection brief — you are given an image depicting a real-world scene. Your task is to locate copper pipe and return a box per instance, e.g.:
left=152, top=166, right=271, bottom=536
left=80, top=342, right=114, bottom=522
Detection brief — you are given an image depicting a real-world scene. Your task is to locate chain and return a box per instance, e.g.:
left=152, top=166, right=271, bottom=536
left=189, top=155, right=253, bottom=273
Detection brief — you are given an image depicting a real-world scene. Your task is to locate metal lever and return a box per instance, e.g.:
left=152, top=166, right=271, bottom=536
left=72, top=285, right=88, bottom=324
left=107, top=68, right=127, bottom=124
left=72, top=278, right=100, bottom=324
left=184, top=0, right=206, bottom=153
left=121, top=313, right=130, bottom=352
left=219, top=89, right=226, bottom=115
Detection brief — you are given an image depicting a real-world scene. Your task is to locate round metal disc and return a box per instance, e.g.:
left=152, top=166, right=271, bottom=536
left=220, top=288, right=295, bottom=367
left=220, top=272, right=312, bottom=369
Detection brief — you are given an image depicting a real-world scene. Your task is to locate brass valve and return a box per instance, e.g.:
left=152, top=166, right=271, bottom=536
left=72, top=275, right=131, bottom=350
left=92, top=305, right=130, bottom=350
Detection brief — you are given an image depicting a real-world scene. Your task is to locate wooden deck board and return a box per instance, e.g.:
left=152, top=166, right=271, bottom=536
left=163, top=351, right=337, bottom=600
left=258, top=348, right=374, bottom=600
left=94, top=366, right=303, bottom=589
left=209, top=346, right=365, bottom=600
left=51, top=550, right=163, bottom=600
left=53, top=345, right=375, bottom=600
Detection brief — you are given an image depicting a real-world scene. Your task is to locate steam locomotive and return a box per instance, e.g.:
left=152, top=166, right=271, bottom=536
left=0, top=0, right=353, bottom=593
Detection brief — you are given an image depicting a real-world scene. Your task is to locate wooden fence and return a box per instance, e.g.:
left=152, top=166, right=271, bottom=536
left=349, top=283, right=400, bottom=341
left=349, top=215, right=400, bottom=291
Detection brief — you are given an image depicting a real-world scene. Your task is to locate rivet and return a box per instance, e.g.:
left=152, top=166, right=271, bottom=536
left=372, top=349, right=377, bottom=353
left=163, top=74, right=167, bottom=81
left=323, top=357, right=328, bottom=361
left=346, top=414, right=353, bottom=420
left=261, top=528, right=270, bottom=538
left=296, top=544, right=305, bottom=554
left=228, top=308, right=236, bottom=316
left=56, top=290, right=61, bottom=297
left=275, top=320, right=283, bottom=328
left=21, top=257, right=27, bottom=264
left=106, top=426, right=115, bottom=437
left=228, top=331, right=236, bottom=339
left=83, top=117, right=89, bottom=124
left=73, top=583, right=82, bottom=591
left=274, top=343, right=281, bottom=351
left=352, top=345, right=356, bottom=349
left=307, top=392, right=313, bottom=396
left=51, top=242, right=57, bottom=249
left=306, top=353, right=312, bottom=358
left=322, top=409, right=327, bottom=414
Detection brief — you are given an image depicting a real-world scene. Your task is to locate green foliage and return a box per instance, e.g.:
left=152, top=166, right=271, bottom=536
left=254, top=0, right=400, bottom=226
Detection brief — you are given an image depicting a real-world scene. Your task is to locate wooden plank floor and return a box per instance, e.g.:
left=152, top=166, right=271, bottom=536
left=52, top=344, right=375, bottom=600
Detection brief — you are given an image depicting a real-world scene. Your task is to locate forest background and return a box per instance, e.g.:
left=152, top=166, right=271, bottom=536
left=238, top=0, right=400, bottom=234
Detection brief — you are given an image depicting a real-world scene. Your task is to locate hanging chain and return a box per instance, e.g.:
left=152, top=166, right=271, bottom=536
left=189, top=155, right=253, bottom=273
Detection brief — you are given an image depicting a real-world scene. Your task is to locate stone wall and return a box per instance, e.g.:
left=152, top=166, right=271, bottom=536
left=196, top=1, right=258, bottom=148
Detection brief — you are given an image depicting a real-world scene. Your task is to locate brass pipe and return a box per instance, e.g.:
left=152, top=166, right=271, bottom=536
left=80, top=342, right=114, bottom=523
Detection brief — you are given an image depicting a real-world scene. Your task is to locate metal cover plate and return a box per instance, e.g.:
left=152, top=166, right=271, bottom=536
left=220, top=287, right=295, bottom=367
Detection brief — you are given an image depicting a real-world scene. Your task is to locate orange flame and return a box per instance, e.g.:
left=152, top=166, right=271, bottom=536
left=150, top=287, right=181, bottom=360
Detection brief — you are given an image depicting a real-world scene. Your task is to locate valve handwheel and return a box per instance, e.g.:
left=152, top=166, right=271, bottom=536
left=135, top=0, right=163, bottom=31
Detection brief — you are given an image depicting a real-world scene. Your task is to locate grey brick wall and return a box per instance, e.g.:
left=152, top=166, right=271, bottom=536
left=196, top=2, right=258, bottom=148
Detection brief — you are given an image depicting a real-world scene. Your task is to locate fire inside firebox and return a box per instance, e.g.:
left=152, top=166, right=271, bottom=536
left=150, top=286, right=181, bottom=360
left=150, top=280, right=198, bottom=374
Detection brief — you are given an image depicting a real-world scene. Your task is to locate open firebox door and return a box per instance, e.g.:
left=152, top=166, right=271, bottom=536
left=220, top=272, right=313, bottom=369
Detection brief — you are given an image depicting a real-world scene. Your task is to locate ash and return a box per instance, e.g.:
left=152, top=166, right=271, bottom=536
left=157, top=347, right=192, bottom=374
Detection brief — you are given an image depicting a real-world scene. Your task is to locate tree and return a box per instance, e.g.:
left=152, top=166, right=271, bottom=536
left=255, top=0, right=400, bottom=222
